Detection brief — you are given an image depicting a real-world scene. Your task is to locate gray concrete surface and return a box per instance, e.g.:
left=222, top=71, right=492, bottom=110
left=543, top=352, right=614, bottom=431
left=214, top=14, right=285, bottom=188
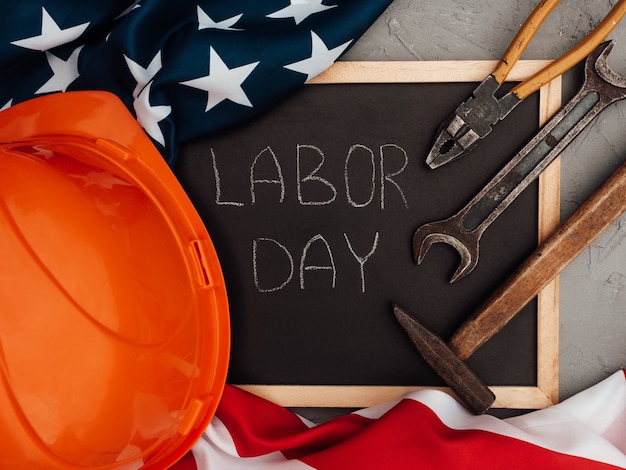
left=343, top=0, right=626, bottom=401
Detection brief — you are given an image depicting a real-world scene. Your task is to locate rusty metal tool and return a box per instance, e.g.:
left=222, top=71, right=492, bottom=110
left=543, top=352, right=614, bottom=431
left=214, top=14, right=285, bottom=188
left=426, top=0, right=626, bottom=169
left=393, top=304, right=496, bottom=414
left=414, top=41, right=626, bottom=283
left=397, top=151, right=626, bottom=413
left=449, top=153, right=626, bottom=360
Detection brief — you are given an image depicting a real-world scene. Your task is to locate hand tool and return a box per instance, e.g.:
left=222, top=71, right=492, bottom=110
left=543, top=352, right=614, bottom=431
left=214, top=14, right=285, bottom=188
left=413, top=41, right=626, bottom=283
left=397, top=151, right=626, bottom=412
left=426, top=0, right=626, bottom=169
left=393, top=304, right=496, bottom=414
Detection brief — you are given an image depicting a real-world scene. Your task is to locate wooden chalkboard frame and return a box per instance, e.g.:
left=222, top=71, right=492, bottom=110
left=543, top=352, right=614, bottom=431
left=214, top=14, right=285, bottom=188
left=236, top=60, right=562, bottom=410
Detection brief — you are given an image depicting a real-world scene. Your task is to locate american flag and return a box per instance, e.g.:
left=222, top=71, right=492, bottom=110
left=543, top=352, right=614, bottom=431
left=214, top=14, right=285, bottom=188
left=179, top=371, right=626, bottom=469
left=0, top=0, right=391, bottom=164
left=2, top=2, right=625, bottom=470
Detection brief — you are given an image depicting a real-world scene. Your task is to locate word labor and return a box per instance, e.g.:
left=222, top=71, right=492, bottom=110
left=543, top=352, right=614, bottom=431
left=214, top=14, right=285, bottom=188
left=253, top=232, right=380, bottom=294
left=211, top=143, right=409, bottom=209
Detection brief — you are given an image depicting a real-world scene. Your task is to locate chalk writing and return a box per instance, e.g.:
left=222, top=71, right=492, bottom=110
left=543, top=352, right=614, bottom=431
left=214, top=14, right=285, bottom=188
left=296, top=144, right=337, bottom=206
left=250, top=146, right=285, bottom=204
left=210, top=143, right=410, bottom=208
left=380, top=143, right=409, bottom=209
left=345, top=144, right=375, bottom=208
left=212, top=143, right=408, bottom=293
left=344, top=231, right=379, bottom=293
left=252, top=238, right=294, bottom=293
left=211, top=148, right=244, bottom=206
left=299, top=234, right=337, bottom=289
left=253, top=232, right=380, bottom=293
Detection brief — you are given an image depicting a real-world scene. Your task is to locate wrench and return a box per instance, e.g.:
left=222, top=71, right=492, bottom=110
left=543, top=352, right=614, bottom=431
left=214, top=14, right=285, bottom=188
left=413, top=41, right=626, bottom=283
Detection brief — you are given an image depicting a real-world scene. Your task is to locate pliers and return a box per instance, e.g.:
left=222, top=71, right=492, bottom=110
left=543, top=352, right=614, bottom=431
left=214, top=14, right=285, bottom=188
left=426, top=0, right=626, bottom=169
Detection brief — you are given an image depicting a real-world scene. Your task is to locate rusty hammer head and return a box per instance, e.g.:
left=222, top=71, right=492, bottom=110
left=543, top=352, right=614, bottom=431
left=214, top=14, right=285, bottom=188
left=392, top=304, right=495, bottom=414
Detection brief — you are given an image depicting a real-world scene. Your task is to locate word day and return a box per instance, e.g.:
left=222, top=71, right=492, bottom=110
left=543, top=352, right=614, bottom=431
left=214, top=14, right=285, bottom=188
left=211, top=143, right=410, bottom=209
left=253, top=232, right=380, bottom=294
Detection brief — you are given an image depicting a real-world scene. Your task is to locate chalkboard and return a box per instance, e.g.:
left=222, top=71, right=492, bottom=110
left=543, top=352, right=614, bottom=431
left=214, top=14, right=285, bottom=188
left=174, top=61, right=561, bottom=409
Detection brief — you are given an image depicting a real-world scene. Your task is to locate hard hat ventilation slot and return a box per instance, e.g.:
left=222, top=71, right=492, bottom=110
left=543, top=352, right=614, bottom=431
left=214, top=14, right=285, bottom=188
left=191, top=240, right=211, bottom=287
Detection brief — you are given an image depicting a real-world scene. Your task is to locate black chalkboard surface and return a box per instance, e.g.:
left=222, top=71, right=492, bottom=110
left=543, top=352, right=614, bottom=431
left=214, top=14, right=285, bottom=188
left=174, top=64, right=551, bottom=405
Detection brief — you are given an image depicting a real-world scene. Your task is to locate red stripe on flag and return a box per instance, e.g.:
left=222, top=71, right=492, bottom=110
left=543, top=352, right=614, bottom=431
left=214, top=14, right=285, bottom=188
left=171, top=450, right=197, bottom=470
left=215, top=385, right=373, bottom=458
left=299, top=398, right=624, bottom=470
left=216, top=385, right=624, bottom=469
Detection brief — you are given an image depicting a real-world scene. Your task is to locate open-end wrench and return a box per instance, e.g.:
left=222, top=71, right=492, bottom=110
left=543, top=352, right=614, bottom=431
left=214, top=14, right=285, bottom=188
left=413, top=41, right=626, bottom=283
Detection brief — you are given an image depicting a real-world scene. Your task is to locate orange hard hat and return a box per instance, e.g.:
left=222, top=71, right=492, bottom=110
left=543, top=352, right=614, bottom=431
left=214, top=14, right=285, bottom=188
left=0, top=91, right=230, bottom=469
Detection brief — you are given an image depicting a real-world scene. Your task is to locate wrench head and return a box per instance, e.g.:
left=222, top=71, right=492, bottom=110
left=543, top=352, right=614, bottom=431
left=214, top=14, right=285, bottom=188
left=591, top=40, right=626, bottom=91
left=412, top=224, right=480, bottom=283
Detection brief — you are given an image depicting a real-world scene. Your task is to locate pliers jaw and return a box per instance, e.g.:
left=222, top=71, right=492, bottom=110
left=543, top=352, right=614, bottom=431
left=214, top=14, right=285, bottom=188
left=425, top=114, right=479, bottom=169
left=425, top=75, right=521, bottom=169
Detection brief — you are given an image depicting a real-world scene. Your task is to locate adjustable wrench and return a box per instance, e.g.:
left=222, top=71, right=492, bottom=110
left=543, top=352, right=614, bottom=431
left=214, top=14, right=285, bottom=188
left=413, top=41, right=626, bottom=283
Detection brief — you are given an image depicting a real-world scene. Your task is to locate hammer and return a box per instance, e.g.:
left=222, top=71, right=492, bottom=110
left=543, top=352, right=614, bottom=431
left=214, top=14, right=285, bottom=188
left=394, top=154, right=626, bottom=414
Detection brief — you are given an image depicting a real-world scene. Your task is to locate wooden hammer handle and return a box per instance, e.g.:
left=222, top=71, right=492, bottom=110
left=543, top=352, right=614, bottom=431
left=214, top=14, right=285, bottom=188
left=449, top=157, right=626, bottom=361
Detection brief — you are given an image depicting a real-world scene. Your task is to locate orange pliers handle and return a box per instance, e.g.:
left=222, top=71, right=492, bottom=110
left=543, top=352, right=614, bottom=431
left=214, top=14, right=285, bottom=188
left=492, top=0, right=626, bottom=100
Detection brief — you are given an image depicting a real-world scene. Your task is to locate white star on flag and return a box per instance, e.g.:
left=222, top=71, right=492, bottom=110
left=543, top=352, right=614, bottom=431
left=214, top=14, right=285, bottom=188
left=134, top=81, right=171, bottom=147
left=180, top=47, right=259, bottom=112
left=11, top=7, right=90, bottom=51
left=124, top=51, right=163, bottom=99
left=197, top=7, right=244, bottom=31
left=267, top=0, right=337, bottom=25
left=115, top=0, right=141, bottom=20
left=284, top=31, right=351, bottom=81
left=36, top=46, right=83, bottom=94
